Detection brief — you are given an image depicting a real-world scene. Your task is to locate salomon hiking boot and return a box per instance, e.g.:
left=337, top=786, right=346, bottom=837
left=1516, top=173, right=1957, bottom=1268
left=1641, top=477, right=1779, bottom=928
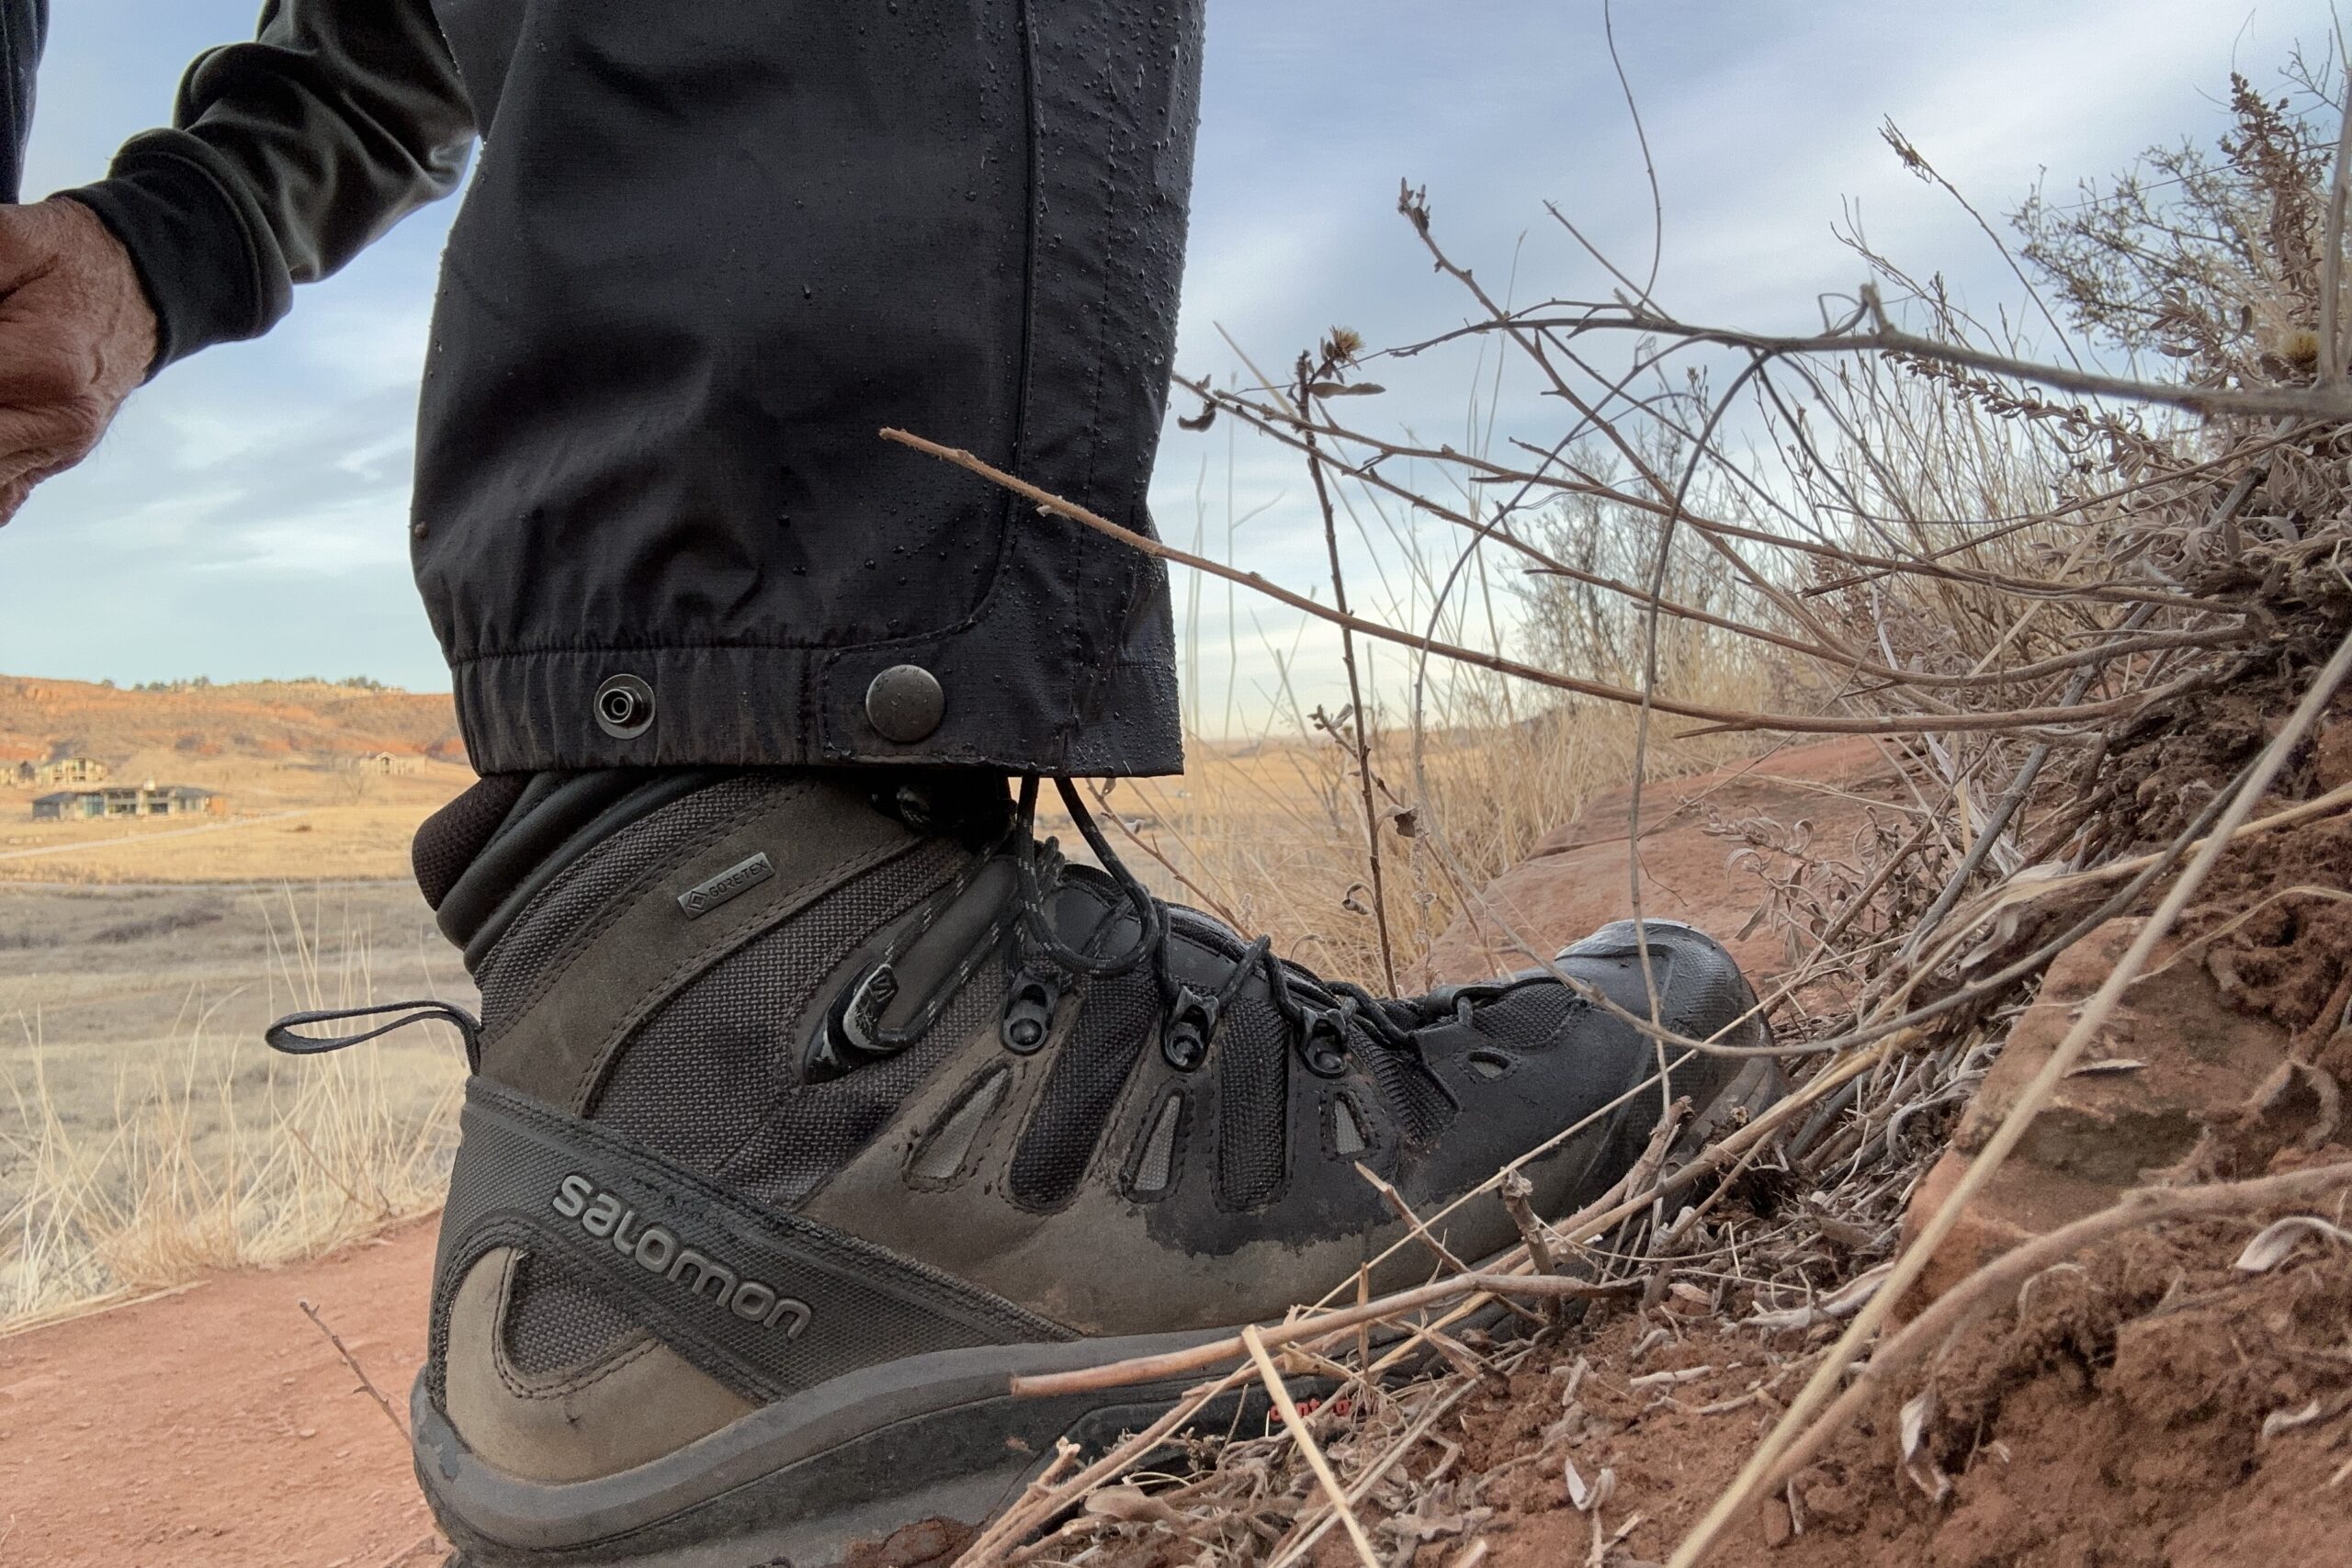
left=273, top=769, right=1776, bottom=1567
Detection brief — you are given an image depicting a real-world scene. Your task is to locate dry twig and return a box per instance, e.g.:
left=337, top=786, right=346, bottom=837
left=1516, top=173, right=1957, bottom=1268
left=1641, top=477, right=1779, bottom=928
left=298, top=1297, right=407, bottom=1443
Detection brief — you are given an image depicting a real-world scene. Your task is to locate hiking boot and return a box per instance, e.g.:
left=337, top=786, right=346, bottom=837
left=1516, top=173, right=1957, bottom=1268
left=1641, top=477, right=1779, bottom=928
left=272, top=769, right=1777, bottom=1567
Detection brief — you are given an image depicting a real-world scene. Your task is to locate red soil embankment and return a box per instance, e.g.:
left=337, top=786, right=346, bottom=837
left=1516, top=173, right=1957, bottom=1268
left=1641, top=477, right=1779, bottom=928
left=1422, top=737, right=1901, bottom=985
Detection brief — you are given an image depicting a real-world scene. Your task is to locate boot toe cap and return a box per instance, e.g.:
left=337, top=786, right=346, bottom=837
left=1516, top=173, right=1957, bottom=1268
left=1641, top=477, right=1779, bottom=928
left=1549, top=918, right=1763, bottom=1049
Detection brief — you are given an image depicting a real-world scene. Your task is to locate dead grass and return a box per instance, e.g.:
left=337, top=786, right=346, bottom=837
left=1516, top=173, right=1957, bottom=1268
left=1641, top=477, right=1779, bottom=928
left=0, top=891, right=464, bottom=1327
left=1094, top=683, right=1770, bottom=992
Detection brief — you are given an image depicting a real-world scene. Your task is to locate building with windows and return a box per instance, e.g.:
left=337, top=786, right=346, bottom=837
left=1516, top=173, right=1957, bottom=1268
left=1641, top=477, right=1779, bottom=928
left=348, top=751, right=424, bottom=775
left=9, top=756, right=109, bottom=789
left=30, top=784, right=224, bottom=820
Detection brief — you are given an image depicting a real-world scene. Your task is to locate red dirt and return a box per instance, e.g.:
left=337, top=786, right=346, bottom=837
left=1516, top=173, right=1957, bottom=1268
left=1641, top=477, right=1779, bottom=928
left=0, top=1220, right=445, bottom=1567
left=1419, top=738, right=1904, bottom=987
left=1413, top=1203, right=2352, bottom=1568
left=0, top=673, right=467, bottom=769
left=1894, top=911, right=2314, bottom=1318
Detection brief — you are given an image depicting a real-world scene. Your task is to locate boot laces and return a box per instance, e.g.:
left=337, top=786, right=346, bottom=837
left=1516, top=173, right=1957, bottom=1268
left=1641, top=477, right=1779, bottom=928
left=1008, top=776, right=1437, bottom=1079
left=260, top=774, right=1492, bottom=1086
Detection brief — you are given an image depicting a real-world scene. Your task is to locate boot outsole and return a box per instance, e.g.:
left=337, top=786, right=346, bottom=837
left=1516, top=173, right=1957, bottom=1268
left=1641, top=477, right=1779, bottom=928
left=419, top=1334, right=1285, bottom=1568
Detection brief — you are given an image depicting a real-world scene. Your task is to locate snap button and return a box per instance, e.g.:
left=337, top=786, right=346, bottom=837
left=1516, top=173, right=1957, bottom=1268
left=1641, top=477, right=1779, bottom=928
left=865, top=664, right=944, bottom=743
left=593, top=673, right=656, bottom=739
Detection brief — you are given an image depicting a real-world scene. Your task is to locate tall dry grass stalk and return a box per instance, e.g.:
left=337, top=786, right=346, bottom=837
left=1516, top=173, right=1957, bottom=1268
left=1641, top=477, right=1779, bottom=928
left=0, top=892, right=461, bottom=1328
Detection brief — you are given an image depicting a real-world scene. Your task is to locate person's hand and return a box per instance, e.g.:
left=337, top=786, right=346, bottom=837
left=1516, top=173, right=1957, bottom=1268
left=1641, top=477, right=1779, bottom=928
left=0, top=197, right=157, bottom=525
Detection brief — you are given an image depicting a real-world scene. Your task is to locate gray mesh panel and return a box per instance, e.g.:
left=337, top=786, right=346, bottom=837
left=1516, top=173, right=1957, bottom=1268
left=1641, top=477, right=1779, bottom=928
left=476, top=775, right=774, bottom=1029
left=1467, top=987, right=1581, bottom=1052
left=1130, top=1090, right=1184, bottom=1194
left=1331, top=1095, right=1366, bottom=1156
left=594, top=840, right=968, bottom=1186
left=501, top=1251, right=643, bottom=1378
left=730, top=969, right=1004, bottom=1208
left=1361, top=1029, right=1456, bottom=1145
left=910, top=1068, right=1012, bottom=1183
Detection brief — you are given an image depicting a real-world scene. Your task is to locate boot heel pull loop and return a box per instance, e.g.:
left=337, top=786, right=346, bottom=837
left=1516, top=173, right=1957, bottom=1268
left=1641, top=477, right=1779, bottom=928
left=266, top=999, right=484, bottom=1070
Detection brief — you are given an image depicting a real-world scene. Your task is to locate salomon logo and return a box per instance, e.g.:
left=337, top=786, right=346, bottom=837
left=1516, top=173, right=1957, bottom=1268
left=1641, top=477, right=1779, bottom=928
left=678, top=853, right=775, bottom=919
left=551, top=1174, right=811, bottom=1337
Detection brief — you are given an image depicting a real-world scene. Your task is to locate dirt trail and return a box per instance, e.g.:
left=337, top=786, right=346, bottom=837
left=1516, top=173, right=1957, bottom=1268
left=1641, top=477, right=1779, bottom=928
left=1419, top=737, right=1899, bottom=985
left=0, top=1221, right=444, bottom=1567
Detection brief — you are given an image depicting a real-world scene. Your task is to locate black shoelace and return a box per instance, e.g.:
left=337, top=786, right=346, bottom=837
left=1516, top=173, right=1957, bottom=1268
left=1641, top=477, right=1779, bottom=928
left=1006, top=775, right=1437, bottom=1081
left=266, top=998, right=483, bottom=1067
left=264, top=773, right=1484, bottom=1087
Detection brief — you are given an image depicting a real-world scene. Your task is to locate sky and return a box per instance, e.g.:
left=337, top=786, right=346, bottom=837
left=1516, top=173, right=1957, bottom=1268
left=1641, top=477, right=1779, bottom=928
left=0, top=1, right=2337, bottom=729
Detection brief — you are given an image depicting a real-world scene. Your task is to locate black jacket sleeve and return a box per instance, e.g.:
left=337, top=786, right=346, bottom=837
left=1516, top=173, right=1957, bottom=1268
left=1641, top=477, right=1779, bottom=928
left=63, top=0, right=475, bottom=373
left=0, top=0, right=48, bottom=203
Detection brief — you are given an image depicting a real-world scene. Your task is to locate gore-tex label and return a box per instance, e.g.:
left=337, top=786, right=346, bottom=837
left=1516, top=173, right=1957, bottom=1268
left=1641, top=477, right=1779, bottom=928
left=677, top=852, right=775, bottom=919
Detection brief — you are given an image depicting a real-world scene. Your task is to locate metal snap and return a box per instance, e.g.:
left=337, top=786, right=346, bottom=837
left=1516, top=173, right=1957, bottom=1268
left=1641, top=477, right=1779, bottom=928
left=865, top=664, right=945, bottom=743
left=594, top=673, right=656, bottom=739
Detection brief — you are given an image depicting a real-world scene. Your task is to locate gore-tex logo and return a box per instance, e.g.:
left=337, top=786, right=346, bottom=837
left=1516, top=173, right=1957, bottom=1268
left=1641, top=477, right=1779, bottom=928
left=552, top=1175, right=811, bottom=1337
left=678, top=853, right=775, bottom=919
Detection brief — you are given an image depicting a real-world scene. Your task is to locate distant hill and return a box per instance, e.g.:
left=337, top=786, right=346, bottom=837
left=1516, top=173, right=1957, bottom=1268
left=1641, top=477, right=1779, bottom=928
left=0, top=676, right=468, bottom=771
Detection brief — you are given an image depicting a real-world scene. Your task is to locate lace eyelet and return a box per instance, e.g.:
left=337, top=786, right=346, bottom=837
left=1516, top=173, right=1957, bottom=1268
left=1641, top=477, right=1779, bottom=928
left=1001, top=967, right=1062, bottom=1055
left=1297, top=1009, right=1351, bottom=1078
left=1162, top=987, right=1217, bottom=1072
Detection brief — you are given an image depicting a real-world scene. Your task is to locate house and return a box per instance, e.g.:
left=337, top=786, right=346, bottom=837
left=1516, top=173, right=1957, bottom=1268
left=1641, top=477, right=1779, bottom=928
left=30, top=784, right=225, bottom=820
left=347, top=751, right=424, bottom=776
left=11, top=756, right=109, bottom=789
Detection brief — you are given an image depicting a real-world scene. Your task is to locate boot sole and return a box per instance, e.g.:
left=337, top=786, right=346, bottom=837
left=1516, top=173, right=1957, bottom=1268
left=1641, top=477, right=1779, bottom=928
left=420, top=1327, right=1284, bottom=1568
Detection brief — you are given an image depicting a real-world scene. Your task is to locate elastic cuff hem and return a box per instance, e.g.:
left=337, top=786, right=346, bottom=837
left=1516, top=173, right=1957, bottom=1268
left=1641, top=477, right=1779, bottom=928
left=450, top=644, right=1184, bottom=778
left=62, top=137, right=281, bottom=375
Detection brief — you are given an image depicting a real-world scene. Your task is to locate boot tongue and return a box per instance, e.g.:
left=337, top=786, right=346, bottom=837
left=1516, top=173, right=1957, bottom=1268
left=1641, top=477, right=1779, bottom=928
left=1042, top=862, right=1147, bottom=954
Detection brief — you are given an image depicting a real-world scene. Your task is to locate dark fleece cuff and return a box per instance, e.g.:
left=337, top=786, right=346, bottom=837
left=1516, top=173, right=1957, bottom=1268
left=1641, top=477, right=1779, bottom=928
left=61, top=130, right=289, bottom=377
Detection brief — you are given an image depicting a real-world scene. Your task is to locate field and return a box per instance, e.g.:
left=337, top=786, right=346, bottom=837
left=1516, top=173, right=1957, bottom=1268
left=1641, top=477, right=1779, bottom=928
left=0, top=879, right=471, bottom=1318
left=0, top=679, right=481, bottom=1322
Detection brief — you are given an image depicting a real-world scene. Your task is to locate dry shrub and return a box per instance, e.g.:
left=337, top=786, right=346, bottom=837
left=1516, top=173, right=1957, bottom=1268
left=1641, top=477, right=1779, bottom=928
left=965, top=52, right=2352, bottom=1568
left=1101, top=666, right=1770, bottom=990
